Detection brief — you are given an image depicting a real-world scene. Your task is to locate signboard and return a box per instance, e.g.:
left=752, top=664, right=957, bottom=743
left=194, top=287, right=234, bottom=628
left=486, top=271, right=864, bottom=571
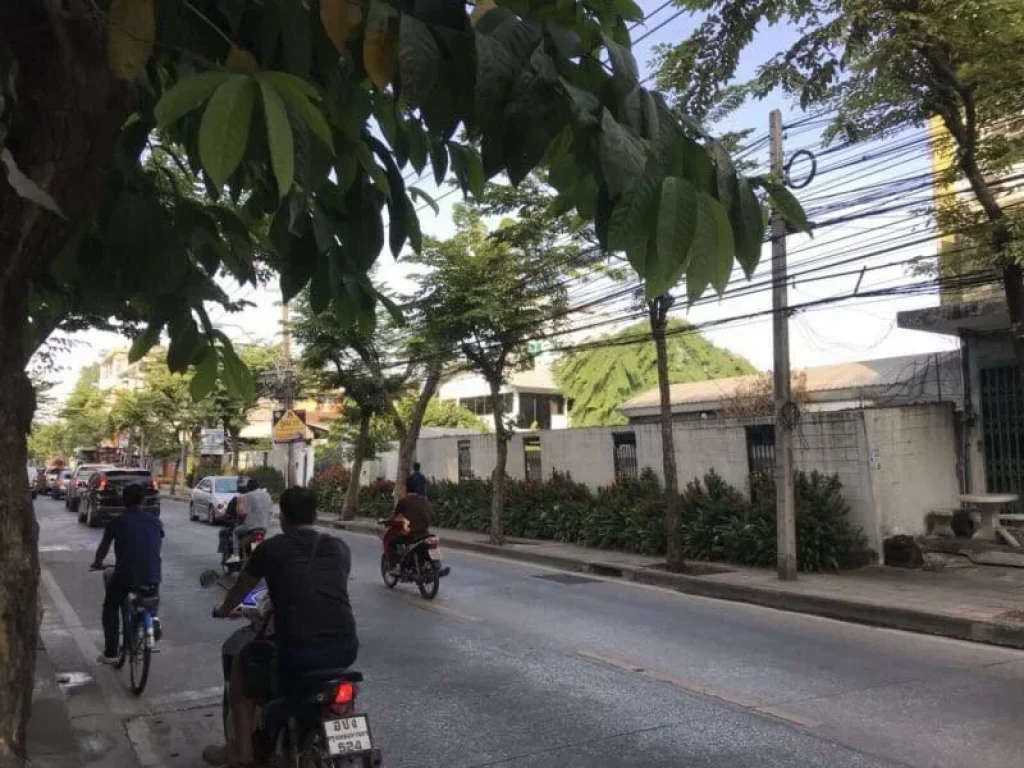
left=200, top=428, right=225, bottom=455
left=272, top=409, right=307, bottom=443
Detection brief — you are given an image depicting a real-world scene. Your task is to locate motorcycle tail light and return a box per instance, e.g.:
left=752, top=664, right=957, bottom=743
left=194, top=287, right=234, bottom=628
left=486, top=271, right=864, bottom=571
left=426, top=536, right=439, bottom=550
left=333, top=681, right=355, bottom=705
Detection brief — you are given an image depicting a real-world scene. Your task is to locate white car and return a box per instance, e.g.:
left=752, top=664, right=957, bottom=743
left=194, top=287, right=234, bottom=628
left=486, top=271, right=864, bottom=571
left=189, top=475, right=240, bottom=525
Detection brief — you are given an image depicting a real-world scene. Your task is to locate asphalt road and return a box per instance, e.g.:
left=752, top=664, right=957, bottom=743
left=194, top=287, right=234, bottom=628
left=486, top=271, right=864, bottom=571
left=35, top=495, right=1024, bottom=768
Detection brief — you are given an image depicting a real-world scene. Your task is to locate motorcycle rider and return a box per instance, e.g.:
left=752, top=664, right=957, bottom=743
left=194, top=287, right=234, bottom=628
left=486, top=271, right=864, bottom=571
left=222, top=475, right=274, bottom=564
left=384, top=476, right=433, bottom=571
left=204, top=486, right=358, bottom=767
left=92, top=483, right=164, bottom=662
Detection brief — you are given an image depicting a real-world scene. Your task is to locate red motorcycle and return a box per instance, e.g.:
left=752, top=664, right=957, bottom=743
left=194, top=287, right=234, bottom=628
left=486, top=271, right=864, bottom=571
left=377, top=518, right=450, bottom=600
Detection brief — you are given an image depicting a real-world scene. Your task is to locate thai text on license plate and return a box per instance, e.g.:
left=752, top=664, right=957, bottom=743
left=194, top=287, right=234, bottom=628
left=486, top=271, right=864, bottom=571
left=324, top=715, right=372, bottom=755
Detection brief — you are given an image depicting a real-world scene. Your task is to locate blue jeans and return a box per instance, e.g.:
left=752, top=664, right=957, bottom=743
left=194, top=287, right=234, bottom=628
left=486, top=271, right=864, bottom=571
left=277, top=638, right=359, bottom=692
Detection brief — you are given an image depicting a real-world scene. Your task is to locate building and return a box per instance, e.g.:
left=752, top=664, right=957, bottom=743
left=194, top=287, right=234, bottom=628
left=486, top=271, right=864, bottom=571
left=437, top=364, right=569, bottom=430
left=97, top=347, right=147, bottom=392
left=897, top=116, right=1024, bottom=498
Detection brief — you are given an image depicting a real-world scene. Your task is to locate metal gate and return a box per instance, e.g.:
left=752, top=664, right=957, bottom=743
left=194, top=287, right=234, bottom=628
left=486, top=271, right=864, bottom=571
left=746, top=424, right=776, bottom=478
left=613, top=433, right=638, bottom=481
left=524, top=437, right=542, bottom=483
left=979, top=366, right=1024, bottom=496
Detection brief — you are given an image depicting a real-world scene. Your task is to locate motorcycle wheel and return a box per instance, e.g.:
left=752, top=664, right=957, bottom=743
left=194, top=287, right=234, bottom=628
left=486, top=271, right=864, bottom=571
left=417, top=560, right=440, bottom=601
left=380, top=554, right=398, bottom=589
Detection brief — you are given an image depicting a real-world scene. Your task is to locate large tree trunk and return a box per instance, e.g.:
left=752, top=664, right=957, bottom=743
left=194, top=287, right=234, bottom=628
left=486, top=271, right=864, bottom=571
left=342, top=411, right=371, bottom=521
left=489, top=379, right=508, bottom=545
left=394, top=361, right=443, bottom=497
left=649, top=299, right=684, bottom=572
left=0, top=5, right=128, bottom=758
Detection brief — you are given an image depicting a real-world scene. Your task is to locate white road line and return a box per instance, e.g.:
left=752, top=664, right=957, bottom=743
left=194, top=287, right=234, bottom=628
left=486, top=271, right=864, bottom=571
left=146, top=686, right=222, bottom=710
left=40, top=567, right=140, bottom=716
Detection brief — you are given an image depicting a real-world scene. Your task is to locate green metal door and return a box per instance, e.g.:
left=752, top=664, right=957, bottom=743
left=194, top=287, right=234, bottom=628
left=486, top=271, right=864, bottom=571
left=979, top=366, right=1024, bottom=495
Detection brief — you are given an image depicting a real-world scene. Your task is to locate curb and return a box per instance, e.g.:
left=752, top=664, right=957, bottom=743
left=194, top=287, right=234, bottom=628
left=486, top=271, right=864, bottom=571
left=28, top=638, right=81, bottom=766
left=331, top=519, right=1024, bottom=651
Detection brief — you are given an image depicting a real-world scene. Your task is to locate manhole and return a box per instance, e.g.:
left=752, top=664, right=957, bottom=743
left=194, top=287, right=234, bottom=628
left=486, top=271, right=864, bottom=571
left=533, top=573, right=600, bottom=585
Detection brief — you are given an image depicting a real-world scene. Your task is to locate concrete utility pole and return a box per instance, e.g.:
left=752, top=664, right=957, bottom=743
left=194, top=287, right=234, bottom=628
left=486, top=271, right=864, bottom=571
left=770, top=109, right=797, bottom=581
left=281, top=298, right=294, bottom=487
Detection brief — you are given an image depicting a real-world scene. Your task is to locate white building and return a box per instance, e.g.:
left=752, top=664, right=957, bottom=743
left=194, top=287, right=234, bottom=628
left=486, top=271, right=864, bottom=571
left=97, top=348, right=146, bottom=392
left=437, top=363, right=569, bottom=430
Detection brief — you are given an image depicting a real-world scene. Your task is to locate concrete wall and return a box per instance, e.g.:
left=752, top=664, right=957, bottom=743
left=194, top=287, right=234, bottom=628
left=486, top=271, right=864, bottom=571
left=352, top=405, right=963, bottom=558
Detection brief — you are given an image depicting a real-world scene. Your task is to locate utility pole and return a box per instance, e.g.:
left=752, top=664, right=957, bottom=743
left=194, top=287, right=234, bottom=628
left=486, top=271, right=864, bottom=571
left=770, top=109, right=797, bottom=581
left=281, top=298, right=294, bottom=487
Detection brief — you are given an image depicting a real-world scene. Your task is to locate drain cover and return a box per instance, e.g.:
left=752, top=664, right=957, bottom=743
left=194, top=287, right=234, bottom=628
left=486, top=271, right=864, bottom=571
left=533, top=573, right=599, bottom=585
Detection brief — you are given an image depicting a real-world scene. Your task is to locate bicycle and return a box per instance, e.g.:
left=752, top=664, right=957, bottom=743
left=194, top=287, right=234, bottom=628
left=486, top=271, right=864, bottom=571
left=90, top=565, right=157, bottom=695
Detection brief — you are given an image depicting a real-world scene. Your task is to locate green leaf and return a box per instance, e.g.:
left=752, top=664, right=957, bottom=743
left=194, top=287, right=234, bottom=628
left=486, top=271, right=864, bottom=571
left=276, top=0, right=312, bottom=76
left=409, top=186, right=438, bottom=214
left=429, top=139, right=448, bottom=186
left=449, top=143, right=485, bottom=198
left=167, top=316, right=200, bottom=372
left=399, top=15, right=440, bottom=108
left=686, top=192, right=735, bottom=302
left=155, top=71, right=233, bottom=127
left=309, top=255, right=331, bottom=314
left=190, top=348, right=219, bottom=401
left=613, top=0, right=644, bottom=22
left=608, top=169, right=659, bottom=253
left=259, top=80, right=295, bottom=198
left=108, top=0, right=154, bottom=80
left=221, top=343, right=255, bottom=401
left=602, top=35, right=638, bottom=94
left=735, top=177, right=765, bottom=278
left=129, top=323, right=161, bottom=363
left=754, top=176, right=810, bottom=233
left=599, top=109, right=647, bottom=198
left=648, top=176, right=698, bottom=298
left=199, top=75, right=257, bottom=187
left=261, top=72, right=334, bottom=152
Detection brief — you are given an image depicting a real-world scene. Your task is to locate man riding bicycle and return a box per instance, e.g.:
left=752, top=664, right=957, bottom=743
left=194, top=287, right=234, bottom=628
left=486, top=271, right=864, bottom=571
left=92, top=483, right=164, bottom=663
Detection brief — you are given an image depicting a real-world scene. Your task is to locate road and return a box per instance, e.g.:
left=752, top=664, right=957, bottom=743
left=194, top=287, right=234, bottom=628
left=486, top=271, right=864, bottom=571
left=35, top=495, right=1024, bottom=768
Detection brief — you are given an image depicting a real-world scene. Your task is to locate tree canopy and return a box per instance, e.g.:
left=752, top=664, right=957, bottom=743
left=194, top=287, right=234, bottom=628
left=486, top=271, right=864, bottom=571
left=555, top=319, right=755, bottom=426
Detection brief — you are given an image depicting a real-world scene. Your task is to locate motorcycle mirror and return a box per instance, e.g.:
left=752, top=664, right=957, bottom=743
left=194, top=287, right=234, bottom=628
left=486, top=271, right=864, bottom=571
left=199, top=569, right=219, bottom=588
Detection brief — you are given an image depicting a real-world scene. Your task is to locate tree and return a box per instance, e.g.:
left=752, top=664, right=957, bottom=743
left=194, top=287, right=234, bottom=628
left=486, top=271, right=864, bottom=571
left=654, top=0, right=1024, bottom=386
left=419, top=189, right=580, bottom=543
left=555, top=319, right=755, bottom=425
left=410, top=398, right=487, bottom=432
left=57, top=368, right=111, bottom=453
left=0, top=0, right=797, bottom=758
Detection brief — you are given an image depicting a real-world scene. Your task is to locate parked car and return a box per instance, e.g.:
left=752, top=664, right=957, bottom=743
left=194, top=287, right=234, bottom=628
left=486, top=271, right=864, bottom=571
left=190, top=475, right=240, bottom=525
left=51, top=470, right=73, bottom=500
left=78, top=468, right=160, bottom=528
left=66, top=464, right=115, bottom=512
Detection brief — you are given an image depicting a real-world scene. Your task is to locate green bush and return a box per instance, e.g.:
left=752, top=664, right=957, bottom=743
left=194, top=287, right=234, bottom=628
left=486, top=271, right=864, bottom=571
left=310, top=463, right=350, bottom=517
left=357, top=478, right=396, bottom=520
left=240, top=465, right=285, bottom=501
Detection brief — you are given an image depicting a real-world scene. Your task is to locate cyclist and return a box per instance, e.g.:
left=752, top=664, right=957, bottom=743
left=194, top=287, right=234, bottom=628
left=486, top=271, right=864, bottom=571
left=92, top=483, right=164, bottom=663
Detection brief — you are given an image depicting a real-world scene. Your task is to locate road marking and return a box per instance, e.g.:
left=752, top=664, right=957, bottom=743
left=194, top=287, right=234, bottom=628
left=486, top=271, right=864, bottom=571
left=576, top=647, right=821, bottom=730
left=40, top=567, right=140, bottom=716
left=146, top=686, right=222, bottom=711
left=126, top=716, right=166, bottom=768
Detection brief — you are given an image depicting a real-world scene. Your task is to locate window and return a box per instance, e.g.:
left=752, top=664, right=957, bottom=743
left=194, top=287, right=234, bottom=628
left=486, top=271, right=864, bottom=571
left=458, top=440, right=472, bottom=481
left=517, top=393, right=556, bottom=430
left=612, top=432, right=638, bottom=481
left=214, top=477, right=239, bottom=493
left=746, top=424, right=776, bottom=479
left=524, top=437, right=542, bottom=483
left=458, top=393, right=514, bottom=417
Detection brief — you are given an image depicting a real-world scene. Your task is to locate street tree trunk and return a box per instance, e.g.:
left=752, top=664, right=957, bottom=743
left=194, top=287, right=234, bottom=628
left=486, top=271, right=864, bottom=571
left=393, top=361, right=443, bottom=498
left=342, top=410, right=371, bottom=521
left=489, top=378, right=508, bottom=545
left=649, top=298, right=684, bottom=571
left=0, top=5, right=128, bottom=757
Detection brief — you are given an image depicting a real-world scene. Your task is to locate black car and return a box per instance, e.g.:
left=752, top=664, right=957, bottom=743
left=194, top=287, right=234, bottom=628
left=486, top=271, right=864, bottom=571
left=78, top=468, right=161, bottom=528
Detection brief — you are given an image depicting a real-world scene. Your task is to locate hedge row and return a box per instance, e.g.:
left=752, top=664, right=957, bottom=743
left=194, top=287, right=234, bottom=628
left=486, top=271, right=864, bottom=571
left=345, top=467, right=872, bottom=572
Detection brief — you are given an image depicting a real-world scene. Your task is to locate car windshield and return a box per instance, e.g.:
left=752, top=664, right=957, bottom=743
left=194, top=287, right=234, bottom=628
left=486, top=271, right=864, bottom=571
left=213, top=478, right=239, bottom=493
left=103, top=471, right=152, bottom=487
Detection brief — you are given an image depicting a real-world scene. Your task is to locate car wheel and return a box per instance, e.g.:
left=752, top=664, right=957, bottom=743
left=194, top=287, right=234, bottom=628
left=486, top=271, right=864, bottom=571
left=77, top=501, right=87, bottom=524
left=86, top=503, right=97, bottom=529
left=207, top=505, right=215, bottom=525
left=189, top=502, right=196, bottom=521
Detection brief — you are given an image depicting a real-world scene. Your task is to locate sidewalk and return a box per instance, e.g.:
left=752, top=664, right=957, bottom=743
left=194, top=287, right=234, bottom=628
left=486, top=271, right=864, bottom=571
left=27, top=641, right=80, bottom=767
left=333, top=517, right=1024, bottom=650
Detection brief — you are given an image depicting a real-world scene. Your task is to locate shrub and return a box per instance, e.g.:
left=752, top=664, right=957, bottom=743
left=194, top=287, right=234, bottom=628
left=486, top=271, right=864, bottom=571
left=357, top=478, right=395, bottom=520
left=240, top=465, right=286, bottom=501
left=310, top=463, right=350, bottom=517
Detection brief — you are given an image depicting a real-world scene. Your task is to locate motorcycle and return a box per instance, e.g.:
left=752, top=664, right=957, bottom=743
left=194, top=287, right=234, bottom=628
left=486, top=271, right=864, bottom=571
left=218, top=527, right=266, bottom=575
left=377, top=519, right=450, bottom=600
left=201, top=570, right=383, bottom=767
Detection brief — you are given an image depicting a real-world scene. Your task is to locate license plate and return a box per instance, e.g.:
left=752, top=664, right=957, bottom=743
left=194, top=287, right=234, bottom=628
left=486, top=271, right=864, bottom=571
left=323, top=715, right=373, bottom=755
left=428, top=547, right=442, bottom=560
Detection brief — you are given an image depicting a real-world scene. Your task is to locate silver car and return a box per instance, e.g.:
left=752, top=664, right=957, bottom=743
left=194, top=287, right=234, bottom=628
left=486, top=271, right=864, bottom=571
left=189, top=475, right=240, bottom=525
left=66, top=464, right=115, bottom=512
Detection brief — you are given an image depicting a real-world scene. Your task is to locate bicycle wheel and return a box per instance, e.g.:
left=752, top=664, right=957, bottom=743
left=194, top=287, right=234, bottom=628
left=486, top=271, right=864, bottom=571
left=113, top=603, right=129, bottom=670
left=128, top=611, right=151, bottom=695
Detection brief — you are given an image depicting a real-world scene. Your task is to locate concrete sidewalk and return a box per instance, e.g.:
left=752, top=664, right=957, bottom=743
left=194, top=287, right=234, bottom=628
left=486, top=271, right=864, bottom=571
left=333, top=517, right=1024, bottom=650
left=27, top=641, right=80, bottom=767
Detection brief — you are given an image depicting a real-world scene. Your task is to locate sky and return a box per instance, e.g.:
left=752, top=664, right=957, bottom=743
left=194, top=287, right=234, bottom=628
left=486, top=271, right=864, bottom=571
left=41, top=1, right=958, bottom=407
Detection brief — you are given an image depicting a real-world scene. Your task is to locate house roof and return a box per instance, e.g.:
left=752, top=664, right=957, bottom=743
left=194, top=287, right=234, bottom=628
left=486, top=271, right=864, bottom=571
left=508, top=366, right=559, bottom=393
left=620, top=352, right=962, bottom=416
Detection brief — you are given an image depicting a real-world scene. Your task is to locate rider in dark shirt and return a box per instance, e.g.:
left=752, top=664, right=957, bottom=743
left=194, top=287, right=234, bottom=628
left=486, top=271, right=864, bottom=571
left=384, top=478, right=433, bottom=569
left=205, top=486, right=358, bottom=767
left=92, top=483, right=163, bottom=663
left=406, top=462, right=427, bottom=497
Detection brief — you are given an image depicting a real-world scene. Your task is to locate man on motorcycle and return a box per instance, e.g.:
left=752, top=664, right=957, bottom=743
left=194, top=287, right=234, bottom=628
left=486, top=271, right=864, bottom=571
left=92, top=483, right=164, bottom=662
left=384, top=477, right=433, bottom=571
left=222, top=475, right=274, bottom=564
left=204, top=486, right=358, bottom=767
